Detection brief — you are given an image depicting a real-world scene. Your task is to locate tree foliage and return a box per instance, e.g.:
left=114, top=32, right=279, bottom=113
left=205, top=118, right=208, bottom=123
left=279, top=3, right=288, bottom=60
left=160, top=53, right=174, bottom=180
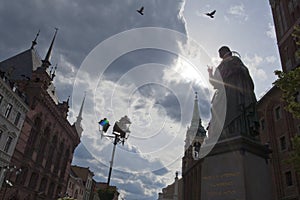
left=98, top=188, right=115, bottom=200
left=274, top=67, right=300, bottom=118
left=274, top=25, right=300, bottom=119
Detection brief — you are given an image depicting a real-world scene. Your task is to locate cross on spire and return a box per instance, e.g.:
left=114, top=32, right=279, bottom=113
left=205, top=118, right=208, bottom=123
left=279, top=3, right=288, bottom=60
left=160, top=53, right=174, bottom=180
left=31, top=30, right=40, bottom=49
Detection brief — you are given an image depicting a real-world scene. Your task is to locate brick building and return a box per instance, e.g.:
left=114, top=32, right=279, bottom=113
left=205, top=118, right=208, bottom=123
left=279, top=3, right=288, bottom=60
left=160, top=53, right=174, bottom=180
left=0, top=31, right=84, bottom=199
left=256, top=0, right=300, bottom=199
left=269, top=0, right=300, bottom=72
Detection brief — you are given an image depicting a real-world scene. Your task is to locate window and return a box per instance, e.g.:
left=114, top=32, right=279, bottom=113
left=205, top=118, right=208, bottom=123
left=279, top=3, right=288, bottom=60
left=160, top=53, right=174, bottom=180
left=4, top=103, right=12, bottom=118
left=298, top=125, right=300, bottom=135
left=0, top=94, right=3, bottom=105
left=4, top=136, right=13, bottom=153
left=14, top=112, right=21, bottom=126
left=0, top=130, right=2, bottom=140
left=275, top=106, right=281, bottom=120
left=260, top=119, right=265, bottom=130
left=280, top=136, right=287, bottom=151
left=285, top=171, right=293, bottom=186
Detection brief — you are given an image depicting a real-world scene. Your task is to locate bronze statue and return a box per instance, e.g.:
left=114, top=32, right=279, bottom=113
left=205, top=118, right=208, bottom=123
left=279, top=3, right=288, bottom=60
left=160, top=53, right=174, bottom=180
left=207, top=46, right=259, bottom=141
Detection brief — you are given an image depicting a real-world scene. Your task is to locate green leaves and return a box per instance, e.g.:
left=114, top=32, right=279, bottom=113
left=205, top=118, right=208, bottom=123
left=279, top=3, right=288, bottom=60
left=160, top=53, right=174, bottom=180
left=273, top=25, right=300, bottom=119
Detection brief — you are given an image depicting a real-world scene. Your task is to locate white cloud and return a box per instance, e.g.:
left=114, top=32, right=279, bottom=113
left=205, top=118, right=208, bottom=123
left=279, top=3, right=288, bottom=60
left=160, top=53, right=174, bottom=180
left=265, top=55, right=277, bottom=64
left=227, top=3, right=249, bottom=21
left=243, top=54, right=267, bottom=81
left=266, top=22, right=276, bottom=41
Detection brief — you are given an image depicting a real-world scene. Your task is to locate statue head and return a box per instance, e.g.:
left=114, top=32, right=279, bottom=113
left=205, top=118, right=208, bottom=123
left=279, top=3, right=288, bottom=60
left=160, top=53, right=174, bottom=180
left=218, top=46, right=232, bottom=59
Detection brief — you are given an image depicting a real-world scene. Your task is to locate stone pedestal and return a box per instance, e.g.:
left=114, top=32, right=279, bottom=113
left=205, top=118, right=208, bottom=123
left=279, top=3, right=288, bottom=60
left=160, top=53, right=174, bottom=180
left=200, top=136, right=272, bottom=200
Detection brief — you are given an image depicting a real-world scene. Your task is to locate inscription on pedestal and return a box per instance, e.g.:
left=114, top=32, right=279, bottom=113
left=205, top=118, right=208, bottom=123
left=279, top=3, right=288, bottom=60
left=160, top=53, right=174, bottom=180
left=201, top=150, right=246, bottom=200
left=203, top=171, right=242, bottom=200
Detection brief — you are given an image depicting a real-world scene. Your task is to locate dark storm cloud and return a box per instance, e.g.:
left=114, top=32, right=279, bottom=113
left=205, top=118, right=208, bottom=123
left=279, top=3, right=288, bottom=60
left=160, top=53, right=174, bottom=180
left=0, top=1, right=188, bottom=199
left=0, top=0, right=187, bottom=103
left=0, top=0, right=186, bottom=68
left=103, top=49, right=176, bottom=82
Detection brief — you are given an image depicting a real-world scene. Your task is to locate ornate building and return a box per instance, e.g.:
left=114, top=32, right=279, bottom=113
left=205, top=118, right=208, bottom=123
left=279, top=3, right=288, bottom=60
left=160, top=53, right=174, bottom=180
left=256, top=1, right=300, bottom=199
left=0, top=71, right=29, bottom=190
left=0, top=31, right=84, bottom=199
left=181, top=93, right=206, bottom=200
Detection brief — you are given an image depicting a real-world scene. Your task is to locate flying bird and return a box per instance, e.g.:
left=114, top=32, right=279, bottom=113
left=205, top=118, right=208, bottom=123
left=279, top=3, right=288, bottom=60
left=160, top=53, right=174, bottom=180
left=205, top=10, right=216, bottom=18
left=137, top=6, right=144, bottom=15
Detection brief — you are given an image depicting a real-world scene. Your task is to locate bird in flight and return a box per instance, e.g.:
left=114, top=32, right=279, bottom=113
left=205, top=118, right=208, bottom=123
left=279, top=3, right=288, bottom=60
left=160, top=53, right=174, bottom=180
left=205, top=10, right=216, bottom=18
left=137, top=6, right=144, bottom=15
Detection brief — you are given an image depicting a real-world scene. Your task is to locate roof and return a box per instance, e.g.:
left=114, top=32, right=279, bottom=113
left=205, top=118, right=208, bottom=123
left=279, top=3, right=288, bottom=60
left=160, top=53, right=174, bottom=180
left=0, top=48, right=42, bottom=80
left=71, top=165, right=94, bottom=183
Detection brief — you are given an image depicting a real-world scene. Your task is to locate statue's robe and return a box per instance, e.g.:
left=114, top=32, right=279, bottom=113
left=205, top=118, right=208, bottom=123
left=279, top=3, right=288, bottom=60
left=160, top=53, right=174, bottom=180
left=208, top=56, right=259, bottom=140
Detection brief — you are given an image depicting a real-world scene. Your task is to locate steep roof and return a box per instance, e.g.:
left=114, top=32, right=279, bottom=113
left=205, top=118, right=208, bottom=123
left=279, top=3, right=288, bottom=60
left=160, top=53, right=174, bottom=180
left=0, top=48, right=42, bottom=80
left=71, top=165, right=94, bottom=183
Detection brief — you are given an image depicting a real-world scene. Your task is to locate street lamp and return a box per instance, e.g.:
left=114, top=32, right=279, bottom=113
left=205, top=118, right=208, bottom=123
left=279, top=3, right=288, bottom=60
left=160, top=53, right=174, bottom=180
left=1, top=165, right=22, bottom=200
left=99, top=116, right=131, bottom=186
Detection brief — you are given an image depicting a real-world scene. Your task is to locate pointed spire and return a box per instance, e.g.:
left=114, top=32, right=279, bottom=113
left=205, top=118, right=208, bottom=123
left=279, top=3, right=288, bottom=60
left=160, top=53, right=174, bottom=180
left=191, top=92, right=200, bottom=129
left=42, top=28, right=58, bottom=67
left=31, top=30, right=40, bottom=49
left=74, top=93, right=86, bottom=137
left=76, top=92, right=86, bottom=125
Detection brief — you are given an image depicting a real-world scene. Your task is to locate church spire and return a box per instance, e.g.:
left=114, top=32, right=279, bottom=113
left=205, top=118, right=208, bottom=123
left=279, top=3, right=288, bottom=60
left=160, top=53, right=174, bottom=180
left=42, top=28, right=58, bottom=67
left=74, top=93, right=86, bottom=137
left=184, top=92, right=206, bottom=149
left=190, top=92, right=200, bottom=131
left=31, top=30, right=40, bottom=49
left=76, top=92, right=86, bottom=125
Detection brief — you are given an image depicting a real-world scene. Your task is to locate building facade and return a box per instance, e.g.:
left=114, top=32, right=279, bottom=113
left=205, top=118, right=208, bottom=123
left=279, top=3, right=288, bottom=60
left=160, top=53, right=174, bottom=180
left=66, top=167, right=85, bottom=200
left=0, top=72, right=29, bottom=190
left=269, top=0, right=300, bottom=72
left=255, top=1, right=300, bottom=199
left=257, top=86, right=300, bottom=199
left=70, top=166, right=94, bottom=200
left=0, top=31, right=83, bottom=199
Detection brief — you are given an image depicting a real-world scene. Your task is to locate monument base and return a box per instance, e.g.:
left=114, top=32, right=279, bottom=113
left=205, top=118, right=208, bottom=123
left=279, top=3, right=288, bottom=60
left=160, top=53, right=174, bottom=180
left=201, top=136, right=272, bottom=200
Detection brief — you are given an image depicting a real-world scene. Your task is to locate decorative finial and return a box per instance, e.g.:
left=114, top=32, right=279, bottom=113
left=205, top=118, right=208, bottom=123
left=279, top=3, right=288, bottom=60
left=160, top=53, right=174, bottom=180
left=51, top=64, right=57, bottom=80
left=31, top=30, right=40, bottom=49
left=67, top=95, right=70, bottom=104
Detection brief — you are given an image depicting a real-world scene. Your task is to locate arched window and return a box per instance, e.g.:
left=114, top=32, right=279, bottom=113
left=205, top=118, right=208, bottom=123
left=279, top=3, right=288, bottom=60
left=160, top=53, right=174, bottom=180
left=46, top=135, right=57, bottom=170
left=38, top=177, right=47, bottom=192
left=25, top=117, right=42, bottom=157
left=37, top=127, right=51, bottom=165
left=48, top=182, right=55, bottom=198
left=28, top=172, right=38, bottom=190
left=54, top=140, right=64, bottom=174
left=60, top=148, right=70, bottom=179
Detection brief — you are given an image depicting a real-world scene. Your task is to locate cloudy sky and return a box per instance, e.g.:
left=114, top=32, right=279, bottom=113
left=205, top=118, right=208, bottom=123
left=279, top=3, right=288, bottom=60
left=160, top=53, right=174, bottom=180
left=0, top=0, right=280, bottom=199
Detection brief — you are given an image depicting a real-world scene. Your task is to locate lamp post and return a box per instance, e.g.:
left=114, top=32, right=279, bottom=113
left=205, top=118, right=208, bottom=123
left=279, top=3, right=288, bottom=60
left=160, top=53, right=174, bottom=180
left=1, top=165, right=22, bottom=200
left=99, top=116, right=131, bottom=186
